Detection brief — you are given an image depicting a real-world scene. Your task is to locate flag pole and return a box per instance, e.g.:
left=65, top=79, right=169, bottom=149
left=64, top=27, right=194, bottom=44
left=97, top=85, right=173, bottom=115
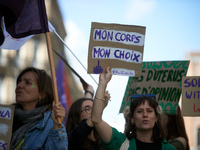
left=45, top=32, right=61, bottom=125
left=53, top=30, right=98, bottom=85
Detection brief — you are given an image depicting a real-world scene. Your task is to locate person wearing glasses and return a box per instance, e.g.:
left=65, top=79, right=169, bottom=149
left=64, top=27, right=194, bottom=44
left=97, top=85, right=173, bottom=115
left=66, top=84, right=110, bottom=150
left=91, top=67, right=176, bottom=150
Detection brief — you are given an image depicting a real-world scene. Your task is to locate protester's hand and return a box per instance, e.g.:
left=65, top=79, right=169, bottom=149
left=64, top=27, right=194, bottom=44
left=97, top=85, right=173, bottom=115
left=80, top=78, right=88, bottom=91
left=84, top=84, right=94, bottom=98
left=104, top=90, right=111, bottom=108
left=86, top=84, right=94, bottom=93
left=51, top=101, right=66, bottom=129
left=123, top=106, right=130, bottom=119
left=99, top=66, right=112, bottom=85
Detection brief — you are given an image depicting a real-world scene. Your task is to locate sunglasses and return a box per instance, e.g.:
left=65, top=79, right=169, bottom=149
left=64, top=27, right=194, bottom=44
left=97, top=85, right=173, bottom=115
left=131, top=94, right=156, bottom=101
left=131, top=94, right=156, bottom=98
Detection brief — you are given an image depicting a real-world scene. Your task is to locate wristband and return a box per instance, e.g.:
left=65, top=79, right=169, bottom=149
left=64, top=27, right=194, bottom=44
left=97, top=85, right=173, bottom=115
left=85, top=90, right=94, bottom=97
left=95, top=96, right=105, bottom=101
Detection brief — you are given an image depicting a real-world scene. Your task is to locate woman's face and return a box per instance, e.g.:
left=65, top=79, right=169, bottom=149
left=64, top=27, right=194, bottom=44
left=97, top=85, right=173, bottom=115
left=15, top=71, right=42, bottom=111
left=131, top=100, right=158, bottom=132
left=80, top=100, right=93, bottom=121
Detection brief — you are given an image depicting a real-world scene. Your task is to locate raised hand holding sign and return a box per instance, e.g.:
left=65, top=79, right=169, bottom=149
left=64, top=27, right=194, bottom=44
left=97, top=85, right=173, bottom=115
left=88, top=22, right=146, bottom=77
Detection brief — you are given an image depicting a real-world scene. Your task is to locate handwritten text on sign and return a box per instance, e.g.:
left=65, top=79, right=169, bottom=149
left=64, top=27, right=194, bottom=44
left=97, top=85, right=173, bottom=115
left=92, top=46, right=142, bottom=63
left=88, top=22, right=146, bottom=76
left=0, top=105, right=14, bottom=150
left=0, top=107, right=12, bottom=119
left=182, top=76, right=200, bottom=116
left=93, top=29, right=145, bottom=46
left=120, top=61, right=189, bottom=115
left=0, top=140, right=7, bottom=150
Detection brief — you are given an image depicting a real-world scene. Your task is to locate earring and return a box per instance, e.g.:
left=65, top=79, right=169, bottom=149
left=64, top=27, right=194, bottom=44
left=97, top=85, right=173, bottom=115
left=38, top=99, right=42, bottom=103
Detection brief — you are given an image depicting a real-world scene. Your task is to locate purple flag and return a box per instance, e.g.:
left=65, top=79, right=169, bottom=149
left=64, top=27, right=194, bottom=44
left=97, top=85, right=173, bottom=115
left=56, top=58, right=73, bottom=126
left=0, top=0, right=49, bottom=46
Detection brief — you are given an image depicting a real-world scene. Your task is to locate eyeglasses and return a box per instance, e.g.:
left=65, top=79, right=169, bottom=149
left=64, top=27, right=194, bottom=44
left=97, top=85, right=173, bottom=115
left=81, top=105, right=92, bottom=114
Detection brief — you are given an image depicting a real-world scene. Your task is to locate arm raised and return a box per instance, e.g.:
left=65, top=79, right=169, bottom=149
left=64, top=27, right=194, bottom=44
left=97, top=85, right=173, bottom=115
left=91, top=67, right=113, bottom=143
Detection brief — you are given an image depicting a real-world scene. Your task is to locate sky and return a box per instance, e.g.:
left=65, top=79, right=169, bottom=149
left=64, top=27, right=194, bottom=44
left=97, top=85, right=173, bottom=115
left=57, top=0, right=200, bottom=132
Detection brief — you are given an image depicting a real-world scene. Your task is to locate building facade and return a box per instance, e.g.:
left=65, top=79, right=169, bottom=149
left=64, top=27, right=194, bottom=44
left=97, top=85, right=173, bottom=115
left=0, top=0, right=83, bottom=105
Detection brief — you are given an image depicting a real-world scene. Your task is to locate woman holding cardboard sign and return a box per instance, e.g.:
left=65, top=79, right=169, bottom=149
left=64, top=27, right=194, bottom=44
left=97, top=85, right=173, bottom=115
left=91, top=66, right=176, bottom=150
left=10, top=67, right=68, bottom=150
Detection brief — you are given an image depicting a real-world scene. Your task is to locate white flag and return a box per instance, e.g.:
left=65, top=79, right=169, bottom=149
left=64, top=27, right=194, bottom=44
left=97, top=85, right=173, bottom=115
left=0, top=19, right=55, bottom=50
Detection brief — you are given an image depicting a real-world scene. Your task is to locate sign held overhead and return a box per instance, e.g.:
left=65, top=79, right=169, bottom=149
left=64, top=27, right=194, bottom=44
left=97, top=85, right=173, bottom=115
left=88, top=22, right=146, bottom=77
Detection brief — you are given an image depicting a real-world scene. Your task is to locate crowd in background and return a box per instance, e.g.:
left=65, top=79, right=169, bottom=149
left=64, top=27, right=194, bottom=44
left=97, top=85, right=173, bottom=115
left=7, top=66, right=189, bottom=150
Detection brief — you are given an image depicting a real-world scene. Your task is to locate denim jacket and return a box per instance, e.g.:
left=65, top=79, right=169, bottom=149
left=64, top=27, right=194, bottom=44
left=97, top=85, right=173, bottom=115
left=21, top=111, right=68, bottom=150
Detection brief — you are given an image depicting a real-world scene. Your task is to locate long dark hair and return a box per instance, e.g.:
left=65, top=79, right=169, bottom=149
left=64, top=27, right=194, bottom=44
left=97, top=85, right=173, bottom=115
left=16, top=67, right=54, bottom=110
left=125, top=95, right=164, bottom=143
left=66, top=97, right=102, bottom=150
left=165, top=106, right=190, bottom=150
left=65, top=97, right=90, bottom=132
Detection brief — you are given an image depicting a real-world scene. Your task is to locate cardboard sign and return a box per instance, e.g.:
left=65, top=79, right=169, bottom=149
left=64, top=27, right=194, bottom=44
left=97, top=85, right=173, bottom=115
left=119, top=61, right=190, bottom=114
left=88, top=22, right=146, bottom=77
left=0, top=104, right=14, bottom=150
left=182, top=76, right=200, bottom=116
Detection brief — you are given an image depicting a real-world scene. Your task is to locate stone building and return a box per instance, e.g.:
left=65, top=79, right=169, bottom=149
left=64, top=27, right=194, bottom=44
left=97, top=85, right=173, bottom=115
left=0, top=0, right=83, bottom=105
